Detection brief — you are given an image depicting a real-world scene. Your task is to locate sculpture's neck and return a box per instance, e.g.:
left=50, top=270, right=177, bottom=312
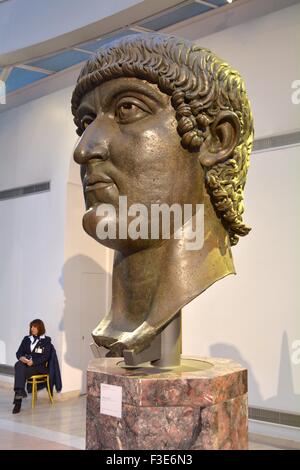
left=110, top=194, right=235, bottom=332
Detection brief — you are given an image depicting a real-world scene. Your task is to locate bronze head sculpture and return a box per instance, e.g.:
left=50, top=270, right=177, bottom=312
left=71, top=33, right=253, bottom=365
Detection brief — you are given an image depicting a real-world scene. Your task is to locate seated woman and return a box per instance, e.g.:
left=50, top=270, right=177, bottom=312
left=13, top=318, right=51, bottom=414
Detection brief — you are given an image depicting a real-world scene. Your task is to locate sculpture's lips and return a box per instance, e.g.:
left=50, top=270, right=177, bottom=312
left=84, top=175, right=114, bottom=192
left=85, top=181, right=113, bottom=192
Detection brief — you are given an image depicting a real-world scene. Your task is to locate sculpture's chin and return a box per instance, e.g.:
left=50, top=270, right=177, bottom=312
left=82, top=208, right=160, bottom=253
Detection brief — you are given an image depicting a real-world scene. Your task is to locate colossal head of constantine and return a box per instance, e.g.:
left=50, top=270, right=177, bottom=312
left=71, top=33, right=253, bottom=361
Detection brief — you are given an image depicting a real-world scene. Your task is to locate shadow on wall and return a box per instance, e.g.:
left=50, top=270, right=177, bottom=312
left=59, top=254, right=111, bottom=393
left=210, top=331, right=300, bottom=412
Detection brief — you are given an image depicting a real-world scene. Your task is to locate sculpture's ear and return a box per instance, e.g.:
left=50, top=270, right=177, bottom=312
left=199, top=110, right=240, bottom=167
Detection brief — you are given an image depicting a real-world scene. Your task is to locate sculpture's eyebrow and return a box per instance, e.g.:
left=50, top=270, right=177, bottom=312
left=77, top=102, right=96, bottom=119
left=98, top=80, right=168, bottom=110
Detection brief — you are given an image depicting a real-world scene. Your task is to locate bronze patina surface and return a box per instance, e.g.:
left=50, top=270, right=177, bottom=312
left=71, top=33, right=253, bottom=361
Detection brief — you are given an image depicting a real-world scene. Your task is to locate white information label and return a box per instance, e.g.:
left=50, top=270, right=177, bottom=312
left=100, top=383, right=122, bottom=418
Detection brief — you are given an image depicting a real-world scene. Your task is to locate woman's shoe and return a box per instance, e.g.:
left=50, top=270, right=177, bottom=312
left=12, top=399, right=21, bottom=414
left=14, top=389, right=24, bottom=400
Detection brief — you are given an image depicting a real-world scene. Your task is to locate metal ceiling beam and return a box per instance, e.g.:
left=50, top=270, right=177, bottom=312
left=0, top=66, right=12, bottom=82
left=15, top=64, right=54, bottom=75
left=0, top=60, right=84, bottom=114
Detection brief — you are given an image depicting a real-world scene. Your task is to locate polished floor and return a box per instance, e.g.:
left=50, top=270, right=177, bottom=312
left=0, top=384, right=286, bottom=450
left=0, top=385, right=85, bottom=450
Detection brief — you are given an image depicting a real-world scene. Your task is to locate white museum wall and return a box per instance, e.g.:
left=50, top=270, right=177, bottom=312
left=182, top=4, right=300, bottom=413
left=63, top=174, right=110, bottom=393
left=194, top=3, right=300, bottom=139
left=0, top=88, right=73, bottom=372
left=0, top=86, right=110, bottom=393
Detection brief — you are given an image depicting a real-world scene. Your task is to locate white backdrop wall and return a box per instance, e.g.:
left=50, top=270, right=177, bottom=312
left=62, top=173, right=110, bottom=393
left=182, top=4, right=300, bottom=413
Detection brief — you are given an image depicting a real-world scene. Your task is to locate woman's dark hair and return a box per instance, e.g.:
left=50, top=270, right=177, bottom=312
left=29, top=319, right=46, bottom=336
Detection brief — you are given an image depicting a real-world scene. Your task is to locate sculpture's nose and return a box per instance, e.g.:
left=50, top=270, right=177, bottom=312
left=73, top=123, right=109, bottom=164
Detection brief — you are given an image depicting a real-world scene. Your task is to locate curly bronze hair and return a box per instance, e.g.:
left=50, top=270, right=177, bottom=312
left=71, top=33, right=254, bottom=245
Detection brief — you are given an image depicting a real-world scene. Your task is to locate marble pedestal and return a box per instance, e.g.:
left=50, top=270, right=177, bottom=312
left=86, top=357, right=248, bottom=450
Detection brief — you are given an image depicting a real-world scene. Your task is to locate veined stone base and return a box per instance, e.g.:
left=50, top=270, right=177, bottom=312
left=86, top=357, right=248, bottom=450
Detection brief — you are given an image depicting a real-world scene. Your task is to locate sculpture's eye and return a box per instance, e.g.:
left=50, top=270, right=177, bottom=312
left=115, top=97, right=151, bottom=124
left=81, top=115, right=95, bottom=130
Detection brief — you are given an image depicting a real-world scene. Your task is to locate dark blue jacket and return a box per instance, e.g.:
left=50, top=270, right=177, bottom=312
left=16, top=335, right=52, bottom=368
left=21, top=340, right=62, bottom=394
left=48, top=344, right=62, bottom=393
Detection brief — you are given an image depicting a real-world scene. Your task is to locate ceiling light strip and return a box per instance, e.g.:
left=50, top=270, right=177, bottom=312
left=72, top=47, right=95, bottom=55
left=129, top=25, right=154, bottom=33
left=194, top=0, right=218, bottom=8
